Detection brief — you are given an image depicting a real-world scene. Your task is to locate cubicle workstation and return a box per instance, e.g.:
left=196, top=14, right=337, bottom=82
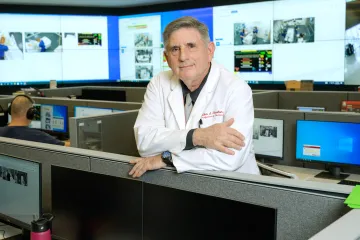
left=37, top=86, right=147, bottom=103
left=252, top=91, right=360, bottom=112
left=0, top=137, right=356, bottom=240
left=69, top=110, right=140, bottom=156
left=251, top=91, right=360, bottom=185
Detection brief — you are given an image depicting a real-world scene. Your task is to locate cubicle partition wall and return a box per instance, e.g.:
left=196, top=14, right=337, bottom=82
left=0, top=137, right=354, bottom=240
left=69, top=110, right=140, bottom=156
left=40, top=87, right=83, bottom=98
left=40, top=86, right=147, bottom=103
left=347, top=92, right=360, bottom=101
left=278, top=91, right=348, bottom=111
left=252, top=91, right=279, bottom=109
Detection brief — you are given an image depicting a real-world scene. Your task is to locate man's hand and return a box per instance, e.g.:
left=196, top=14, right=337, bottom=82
left=129, top=155, right=166, bottom=178
left=193, top=118, right=245, bottom=155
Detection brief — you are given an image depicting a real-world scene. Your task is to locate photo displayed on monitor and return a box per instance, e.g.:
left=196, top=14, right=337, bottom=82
left=296, top=106, right=325, bottom=112
left=253, top=118, right=284, bottom=159
left=296, top=120, right=360, bottom=166
left=1, top=0, right=359, bottom=86
left=40, top=104, right=68, bottom=133
left=0, top=154, right=41, bottom=226
left=74, top=106, right=113, bottom=118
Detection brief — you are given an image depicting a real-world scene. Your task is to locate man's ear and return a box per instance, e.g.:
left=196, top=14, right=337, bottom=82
left=207, top=42, right=215, bottom=60
left=164, top=50, right=169, bottom=63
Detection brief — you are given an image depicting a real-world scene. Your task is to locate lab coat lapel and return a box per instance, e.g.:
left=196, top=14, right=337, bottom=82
left=168, top=74, right=186, bottom=130
left=186, top=63, right=220, bottom=129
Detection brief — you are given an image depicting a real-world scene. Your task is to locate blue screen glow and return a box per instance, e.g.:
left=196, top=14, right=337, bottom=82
left=296, top=120, right=360, bottom=166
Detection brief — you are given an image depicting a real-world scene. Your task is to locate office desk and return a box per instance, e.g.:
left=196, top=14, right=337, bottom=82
left=272, top=164, right=360, bottom=184
left=0, top=224, right=21, bottom=240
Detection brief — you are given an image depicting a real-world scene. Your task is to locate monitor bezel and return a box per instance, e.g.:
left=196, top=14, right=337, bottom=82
left=254, top=117, right=285, bottom=161
left=0, top=153, right=42, bottom=230
left=295, top=119, right=360, bottom=167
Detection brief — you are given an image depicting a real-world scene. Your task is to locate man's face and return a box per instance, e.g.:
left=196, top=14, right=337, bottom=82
left=164, top=28, right=215, bottom=85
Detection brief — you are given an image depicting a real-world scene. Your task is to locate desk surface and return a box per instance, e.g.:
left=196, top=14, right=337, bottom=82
left=0, top=224, right=21, bottom=239
left=272, top=164, right=360, bottom=184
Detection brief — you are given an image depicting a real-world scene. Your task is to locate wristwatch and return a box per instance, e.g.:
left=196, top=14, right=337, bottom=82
left=161, top=151, right=173, bottom=166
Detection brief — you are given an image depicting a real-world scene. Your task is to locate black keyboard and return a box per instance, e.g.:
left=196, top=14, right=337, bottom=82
left=338, top=179, right=360, bottom=186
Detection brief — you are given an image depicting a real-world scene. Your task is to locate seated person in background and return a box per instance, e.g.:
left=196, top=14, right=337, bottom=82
left=130, top=16, right=260, bottom=178
left=0, top=36, right=9, bottom=60
left=0, top=95, right=69, bottom=146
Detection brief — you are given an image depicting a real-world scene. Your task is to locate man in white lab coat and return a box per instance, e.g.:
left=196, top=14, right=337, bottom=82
left=129, top=16, right=260, bottom=178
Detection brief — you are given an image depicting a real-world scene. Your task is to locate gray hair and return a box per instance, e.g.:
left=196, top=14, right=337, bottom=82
left=163, top=16, right=210, bottom=49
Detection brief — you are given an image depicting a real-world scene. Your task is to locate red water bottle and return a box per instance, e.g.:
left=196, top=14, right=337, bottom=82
left=30, top=214, right=54, bottom=240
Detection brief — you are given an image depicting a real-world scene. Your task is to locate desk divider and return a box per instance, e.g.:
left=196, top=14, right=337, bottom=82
left=0, top=137, right=352, bottom=240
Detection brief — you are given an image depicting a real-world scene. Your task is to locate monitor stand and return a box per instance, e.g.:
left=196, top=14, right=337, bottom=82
left=314, top=166, right=349, bottom=180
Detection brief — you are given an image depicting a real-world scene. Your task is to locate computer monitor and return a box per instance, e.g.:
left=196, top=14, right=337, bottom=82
left=40, top=104, right=68, bottom=133
left=253, top=118, right=284, bottom=160
left=7, top=103, right=41, bottom=129
left=0, top=154, right=41, bottom=228
left=74, top=106, right=113, bottom=118
left=296, top=120, right=360, bottom=179
left=296, top=106, right=325, bottom=112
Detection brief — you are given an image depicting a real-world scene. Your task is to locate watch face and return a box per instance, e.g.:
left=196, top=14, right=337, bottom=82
left=162, top=151, right=171, bottom=159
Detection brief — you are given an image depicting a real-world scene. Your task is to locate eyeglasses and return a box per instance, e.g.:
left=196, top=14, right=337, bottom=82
left=166, top=43, right=198, bottom=56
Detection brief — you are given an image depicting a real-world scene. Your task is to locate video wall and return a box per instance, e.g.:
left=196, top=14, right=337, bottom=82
left=1, top=0, right=360, bottom=85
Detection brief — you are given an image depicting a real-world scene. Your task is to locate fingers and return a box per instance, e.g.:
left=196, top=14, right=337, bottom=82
left=129, top=158, right=141, bottom=164
left=217, top=144, right=235, bottom=155
left=223, top=138, right=243, bottom=150
left=129, top=162, right=147, bottom=178
left=224, top=118, right=235, bottom=127
left=228, top=128, right=245, bottom=141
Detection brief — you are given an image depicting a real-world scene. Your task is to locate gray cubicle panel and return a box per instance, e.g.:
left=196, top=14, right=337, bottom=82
left=0, top=137, right=354, bottom=240
left=0, top=97, right=13, bottom=111
left=347, top=92, right=360, bottom=101
left=85, top=86, right=146, bottom=103
left=41, top=87, right=83, bottom=98
left=255, top=108, right=305, bottom=166
left=253, top=91, right=279, bottom=109
left=70, top=110, right=140, bottom=156
left=304, top=111, right=360, bottom=174
left=86, top=100, right=142, bottom=111
left=278, top=91, right=348, bottom=111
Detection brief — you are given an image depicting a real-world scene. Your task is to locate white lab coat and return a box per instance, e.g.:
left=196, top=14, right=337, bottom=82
left=134, top=61, right=260, bottom=174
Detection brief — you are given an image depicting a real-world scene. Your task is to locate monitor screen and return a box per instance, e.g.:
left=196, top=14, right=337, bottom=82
left=253, top=118, right=284, bottom=159
left=296, top=106, right=325, bottom=112
left=0, top=154, right=41, bottom=226
left=8, top=103, right=41, bottom=129
left=296, top=120, right=360, bottom=166
left=74, top=106, right=113, bottom=117
left=0, top=0, right=356, bottom=85
left=40, top=104, right=68, bottom=133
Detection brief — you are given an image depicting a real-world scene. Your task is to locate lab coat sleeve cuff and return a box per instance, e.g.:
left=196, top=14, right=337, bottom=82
left=184, top=129, right=196, bottom=150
